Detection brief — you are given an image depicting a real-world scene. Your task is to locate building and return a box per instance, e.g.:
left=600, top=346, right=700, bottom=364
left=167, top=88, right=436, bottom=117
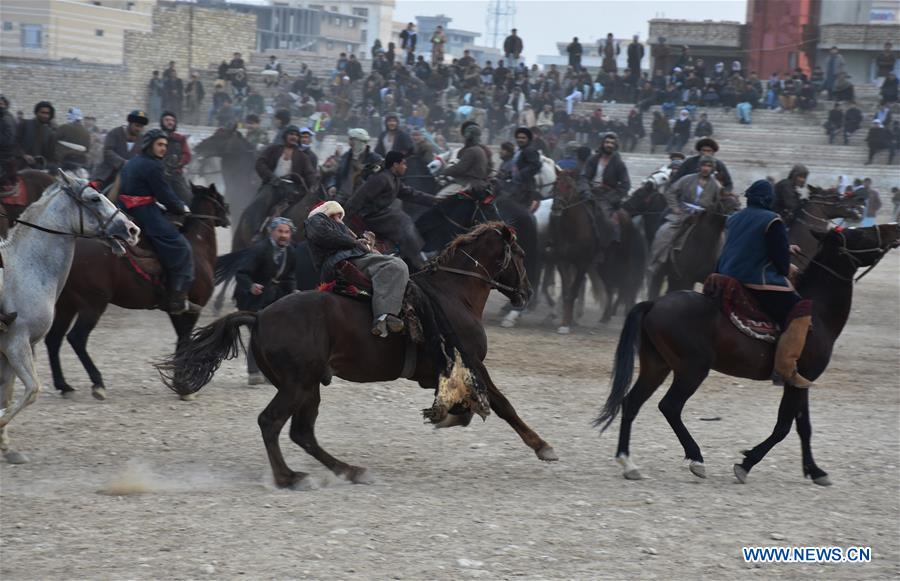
left=0, top=0, right=154, bottom=65
left=648, top=20, right=745, bottom=73
left=816, top=0, right=900, bottom=82
left=267, top=0, right=396, bottom=53
left=412, top=14, right=499, bottom=64
left=537, top=38, right=635, bottom=71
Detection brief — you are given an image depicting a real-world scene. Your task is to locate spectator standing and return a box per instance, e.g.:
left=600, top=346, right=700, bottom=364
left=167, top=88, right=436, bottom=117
left=825, top=102, right=844, bottom=144
left=431, top=26, right=446, bottom=66
left=695, top=112, right=713, bottom=137
left=881, top=72, right=898, bottom=104
left=264, top=55, right=282, bottom=87
left=163, top=68, right=184, bottom=118
left=400, top=22, right=417, bottom=66
left=875, top=42, right=896, bottom=85
left=147, top=70, right=164, bottom=121
left=843, top=101, right=863, bottom=144
left=650, top=110, right=671, bottom=154
left=823, top=46, right=845, bottom=97
left=601, top=33, right=619, bottom=73
left=865, top=119, right=893, bottom=164
left=567, top=37, right=583, bottom=71
left=185, top=72, right=205, bottom=125
left=503, top=29, right=523, bottom=61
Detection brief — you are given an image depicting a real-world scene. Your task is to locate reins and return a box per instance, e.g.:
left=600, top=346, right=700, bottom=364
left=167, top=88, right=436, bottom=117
left=0, top=182, right=124, bottom=241
left=796, top=227, right=891, bottom=283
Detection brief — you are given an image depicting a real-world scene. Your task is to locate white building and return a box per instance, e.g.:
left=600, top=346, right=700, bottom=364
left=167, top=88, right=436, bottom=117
left=271, top=0, right=395, bottom=54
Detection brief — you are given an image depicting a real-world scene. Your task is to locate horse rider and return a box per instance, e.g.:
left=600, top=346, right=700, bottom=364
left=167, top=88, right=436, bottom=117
left=55, top=107, right=92, bottom=170
left=578, top=131, right=632, bottom=245
left=437, top=121, right=491, bottom=197
left=255, top=125, right=318, bottom=209
left=773, top=164, right=810, bottom=225
left=508, top=127, right=543, bottom=210
left=159, top=111, right=193, bottom=204
left=118, top=129, right=194, bottom=314
left=236, top=216, right=298, bottom=385
left=342, top=151, right=437, bottom=269
left=328, top=128, right=382, bottom=199
left=716, top=180, right=812, bottom=387
left=304, top=200, right=409, bottom=338
left=91, top=110, right=149, bottom=190
left=647, top=155, right=721, bottom=282
left=16, top=101, right=57, bottom=169
left=670, top=137, right=734, bottom=194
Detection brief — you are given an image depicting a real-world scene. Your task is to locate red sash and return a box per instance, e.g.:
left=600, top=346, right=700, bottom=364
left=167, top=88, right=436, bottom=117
left=118, top=194, right=155, bottom=209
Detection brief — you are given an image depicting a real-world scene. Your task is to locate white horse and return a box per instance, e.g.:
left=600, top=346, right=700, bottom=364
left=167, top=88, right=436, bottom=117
left=429, top=148, right=558, bottom=199
left=0, top=172, right=139, bottom=463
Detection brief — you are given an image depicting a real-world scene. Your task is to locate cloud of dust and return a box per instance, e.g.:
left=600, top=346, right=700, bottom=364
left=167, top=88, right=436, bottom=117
left=99, top=459, right=217, bottom=495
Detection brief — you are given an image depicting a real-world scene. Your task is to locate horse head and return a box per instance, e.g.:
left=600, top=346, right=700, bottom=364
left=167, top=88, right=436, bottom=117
left=55, top=171, right=140, bottom=255
left=195, top=127, right=252, bottom=158
left=808, top=224, right=900, bottom=283
left=439, top=221, right=532, bottom=307
left=805, top=185, right=861, bottom=222
left=189, top=183, right=231, bottom=228
left=551, top=169, right=579, bottom=205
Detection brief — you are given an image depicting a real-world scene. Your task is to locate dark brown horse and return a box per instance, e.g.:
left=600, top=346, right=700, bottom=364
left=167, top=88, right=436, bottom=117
left=0, top=170, right=55, bottom=238
left=595, top=224, right=900, bottom=485
left=788, top=187, right=862, bottom=269
left=43, top=184, right=230, bottom=400
left=192, top=127, right=258, bottom=221
left=548, top=171, right=598, bottom=334
left=158, top=222, right=558, bottom=489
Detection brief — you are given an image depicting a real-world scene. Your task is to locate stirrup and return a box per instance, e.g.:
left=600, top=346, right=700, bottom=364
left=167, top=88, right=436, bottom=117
left=371, top=315, right=389, bottom=338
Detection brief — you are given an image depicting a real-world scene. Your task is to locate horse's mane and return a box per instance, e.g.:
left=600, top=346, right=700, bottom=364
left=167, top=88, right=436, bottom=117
left=435, top=221, right=507, bottom=265
left=0, top=179, right=66, bottom=247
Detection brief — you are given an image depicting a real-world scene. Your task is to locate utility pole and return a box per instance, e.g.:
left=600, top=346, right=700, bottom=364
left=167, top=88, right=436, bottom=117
left=485, top=0, right=516, bottom=49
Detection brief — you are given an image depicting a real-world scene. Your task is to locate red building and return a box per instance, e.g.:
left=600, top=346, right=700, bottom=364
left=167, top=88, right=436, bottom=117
left=746, top=0, right=820, bottom=76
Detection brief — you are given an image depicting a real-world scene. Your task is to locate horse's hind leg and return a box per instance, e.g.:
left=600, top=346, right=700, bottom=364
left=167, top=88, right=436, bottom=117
left=288, top=384, right=371, bottom=484
left=0, top=340, right=42, bottom=431
left=616, top=347, right=671, bottom=480
left=734, top=385, right=803, bottom=484
left=0, top=355, right=27, bottom=464
left=44, top=302, right=77, bottom=395
left=258, top=389, right=311, bottom=489
left=658, top=368, right=709, bottom=478
left=794, top=389, right=830, bottom=486
left=66, top=308, right=107, bottom=399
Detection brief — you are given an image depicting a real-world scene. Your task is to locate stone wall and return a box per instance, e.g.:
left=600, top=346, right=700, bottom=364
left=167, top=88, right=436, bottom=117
left=648, top=19, right=745, bottom=48
left=0, top=2, right=257, bottom=129
left=818, top=23, right=900, bottom=50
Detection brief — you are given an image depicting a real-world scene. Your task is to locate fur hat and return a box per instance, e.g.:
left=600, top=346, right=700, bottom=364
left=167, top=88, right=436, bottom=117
left=308, top=200, right=345, bottom=219
left=348, top=128, right=370, bottom=141
left=127, top=110, right=149, bottom=125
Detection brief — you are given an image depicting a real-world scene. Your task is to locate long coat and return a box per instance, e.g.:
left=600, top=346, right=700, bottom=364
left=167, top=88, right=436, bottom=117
left=255, top=144, right=317, bottom=190
left=235, top=239, right=297, bottom=310
left=91, top=125, right=141, bottom=185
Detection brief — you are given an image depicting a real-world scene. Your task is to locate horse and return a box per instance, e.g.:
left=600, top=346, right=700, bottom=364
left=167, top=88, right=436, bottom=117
left=788, top=187, right=862, bottom=270
left=647, top=198, right=735, bottom=300
left=43, top=184, right=230, bottom=400
left=0, top=170, right=56, bottom=238
left=547, top=169, right=597, bottom=334
left=192, top=127, right=258, bottom=221
left=0, top=172, right=140, bottom=463
left=620, top=169, right=670, bottom=249
left=594, top=223, right=900, bottom=485
left=158, top=222, right=558, bottom=489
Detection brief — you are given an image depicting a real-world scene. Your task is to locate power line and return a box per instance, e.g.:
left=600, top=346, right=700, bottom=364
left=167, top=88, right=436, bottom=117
left=485, top=0, right=516, bottom=49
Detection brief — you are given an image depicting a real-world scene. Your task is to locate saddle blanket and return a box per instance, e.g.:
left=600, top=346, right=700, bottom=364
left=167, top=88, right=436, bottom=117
left=702, top=274, right=780, bottom=343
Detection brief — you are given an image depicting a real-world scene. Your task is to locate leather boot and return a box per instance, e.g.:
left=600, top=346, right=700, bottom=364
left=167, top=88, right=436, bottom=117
left=774, top=315, right=813, bottom=387
left=167, top=290, right=189, bottom=315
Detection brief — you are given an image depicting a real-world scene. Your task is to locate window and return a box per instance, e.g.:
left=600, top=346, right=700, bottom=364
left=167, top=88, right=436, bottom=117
left=348, top=18, right=356, bottom=28
left=95, top=29, right=104, bottom=37
left=2, top=22, right=13, bottom=31
left=330, top=5, right=339, bottom=12
left=20, top=24, right=42, bottom=49
left=333, top=16, right=341, bottom=26
left=309, top=4, right=324, bottom=10
left=126, top=1, right=135, bottom=9
left=352, top=7, right=368, bottom=17
left=326, top=40, right=334, bottom=50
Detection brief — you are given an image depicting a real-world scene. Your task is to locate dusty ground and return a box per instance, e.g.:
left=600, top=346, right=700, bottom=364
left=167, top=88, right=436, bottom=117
left=1, top=244, right=898, bottom=580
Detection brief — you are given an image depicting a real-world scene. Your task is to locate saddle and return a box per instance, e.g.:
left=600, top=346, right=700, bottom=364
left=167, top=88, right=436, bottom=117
left=0, top=179, right=29, bottom=206
left=702, top=274, right=811, bottom=343
left=318, top=260, right=425, bottom=344
left=118, top=213, right=187, bottom=287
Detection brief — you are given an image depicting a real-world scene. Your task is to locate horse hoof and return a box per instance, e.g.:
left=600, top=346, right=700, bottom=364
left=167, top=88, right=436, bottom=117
left=813, top=475, right=832, bottom=487
left=4, top=450, right=29, bottom=464
left=557, top=326, right=571, bottom=335
left=500, top=318, right=515, bottom=328
left=289, top=476, right=317, bottom=491
left=537, top=445, right=559, bottom=462
left=346, top=467, right=374, bottom=485
left=689, top=461, right=707, bottom=479
left=623, top=469, right=644, bottom=480
left=91, top=387, right=107, bottom=401
left=733, top=464, right=749, bottom=484
left=179, top=393, right=197, bottom=401
left=60, top=389, right=77, bottom=399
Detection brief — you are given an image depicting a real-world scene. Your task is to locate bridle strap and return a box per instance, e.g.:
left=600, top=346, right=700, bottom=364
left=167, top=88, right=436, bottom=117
left=432, top=265, right=519, bottom=293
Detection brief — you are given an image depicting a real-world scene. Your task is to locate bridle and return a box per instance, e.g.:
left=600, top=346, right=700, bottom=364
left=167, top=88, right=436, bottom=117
left=184, top=193, right=230, bottom=229
left=1, top=181, right=124, bottom=240
left=415, top=229, right=525, bottom=297
left=801, top=227, right=893, bottom=283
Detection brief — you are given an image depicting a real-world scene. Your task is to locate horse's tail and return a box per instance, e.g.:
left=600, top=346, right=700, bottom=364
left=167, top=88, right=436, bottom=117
left=593, top=301, right=653, bottom=432
left=156, top=312, right=257, bottom=396
left=214, top=248, right=253, bottom=286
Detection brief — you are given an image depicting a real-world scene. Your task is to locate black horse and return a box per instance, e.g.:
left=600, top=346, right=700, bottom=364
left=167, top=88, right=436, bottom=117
left=193, top=127, right=258, bottom=222
left=595, top=224, right=900, bottom=485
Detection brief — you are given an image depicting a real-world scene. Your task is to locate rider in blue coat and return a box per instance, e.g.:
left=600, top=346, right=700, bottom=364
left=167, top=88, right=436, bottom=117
left=118, top=128, right=194, bottom=314
left=716, top=179, right=812, bottom=387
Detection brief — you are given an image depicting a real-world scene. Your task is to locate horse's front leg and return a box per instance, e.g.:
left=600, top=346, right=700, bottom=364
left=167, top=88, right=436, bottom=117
left=794, top=388, right=831, bottom=486
left=480, top=367, right=557, bottom=462
left=0, top=340, right=43, bottom=431
left=734, top=385, right=803, bottom=483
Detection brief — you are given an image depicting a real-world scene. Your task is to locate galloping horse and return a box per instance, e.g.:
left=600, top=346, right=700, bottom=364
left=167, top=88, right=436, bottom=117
left=159, top=223, right=558, bottom=489
left=595, top=224, right=900, bottom=485
left=788, top=187, right=862, bottom=269
left=1, top=173, right=139, bottom=463
left=43, top=184, right=230, bottom=400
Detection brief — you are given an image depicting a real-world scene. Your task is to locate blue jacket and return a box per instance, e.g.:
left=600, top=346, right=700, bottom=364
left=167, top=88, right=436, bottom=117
left=118, top=153, right=185, bottom=212
left=716, top=206, right=792, bottom=290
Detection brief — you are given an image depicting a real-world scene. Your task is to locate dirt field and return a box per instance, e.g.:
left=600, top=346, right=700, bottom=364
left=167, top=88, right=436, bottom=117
left=1, top=246, right=897, bottom=580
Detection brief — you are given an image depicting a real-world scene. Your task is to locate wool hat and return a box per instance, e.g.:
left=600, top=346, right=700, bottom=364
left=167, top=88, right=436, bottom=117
left=308, top=200, right=345, bottom=219
left=744, top=179, right=775, bottom=209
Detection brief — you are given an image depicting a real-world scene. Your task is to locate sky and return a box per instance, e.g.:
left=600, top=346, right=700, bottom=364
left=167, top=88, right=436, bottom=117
left=394, top=0, right=748, bottom=62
